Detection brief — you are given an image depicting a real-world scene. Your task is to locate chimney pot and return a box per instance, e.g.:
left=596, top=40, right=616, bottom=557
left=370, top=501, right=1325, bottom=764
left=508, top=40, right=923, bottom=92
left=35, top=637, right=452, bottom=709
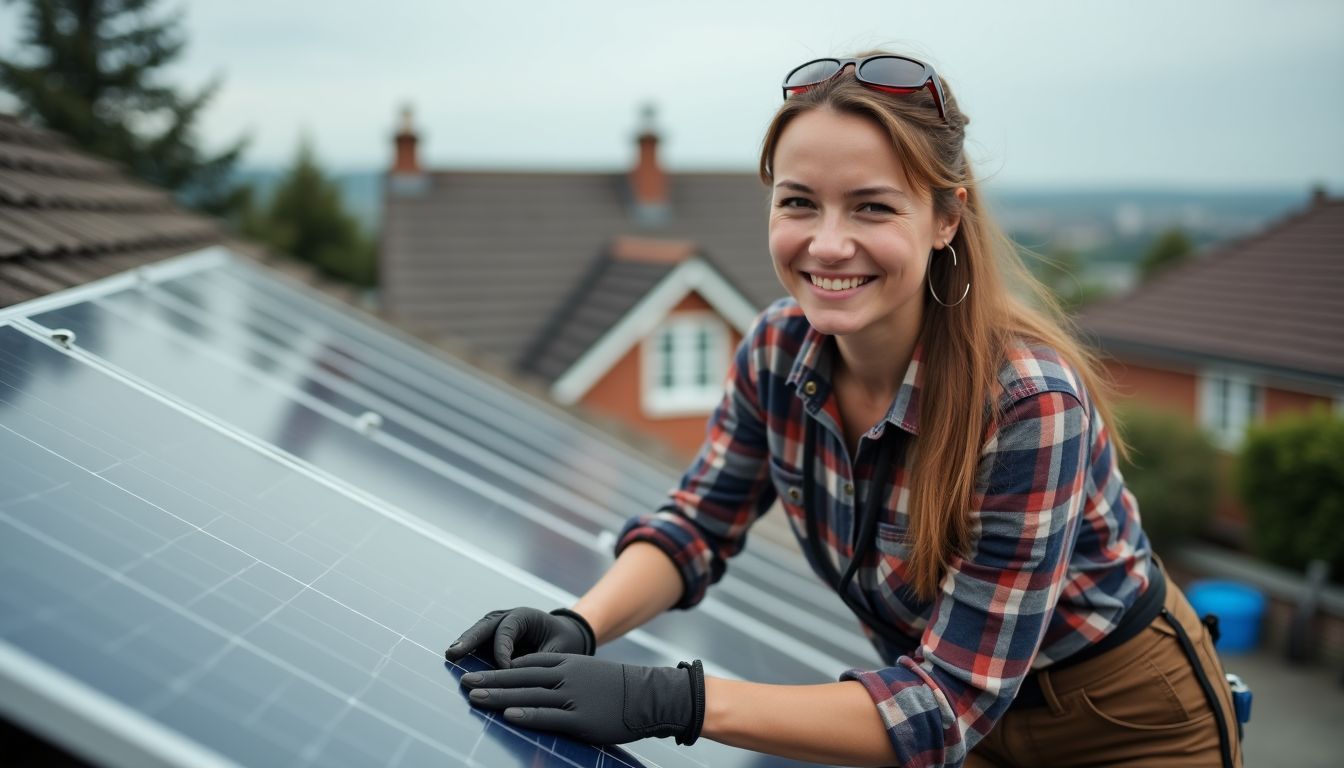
left=630, top=102, right=669, bottom=222
left=393, top=105, right=421, bottom=175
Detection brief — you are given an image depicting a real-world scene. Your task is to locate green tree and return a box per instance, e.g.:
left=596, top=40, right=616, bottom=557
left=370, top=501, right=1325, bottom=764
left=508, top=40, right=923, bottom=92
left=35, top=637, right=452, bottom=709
left=1032, top=246, right=1106, bottom=313
left=1117, top=406, right=1219, bottom=553
left=1237, top=408, right=1344, bottom=581
left=244, top=138, right=375, bottom=287
left=1138, top=228, right=1194, bottom=282
left=0, top=0, right=247, bottom=215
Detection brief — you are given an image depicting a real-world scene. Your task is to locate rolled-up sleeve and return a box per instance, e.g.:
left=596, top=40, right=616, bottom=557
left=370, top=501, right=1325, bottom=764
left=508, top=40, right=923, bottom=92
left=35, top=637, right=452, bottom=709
left=616, top=321, right=777, bottom=609
left=841, top=389, right=1091, bottom=768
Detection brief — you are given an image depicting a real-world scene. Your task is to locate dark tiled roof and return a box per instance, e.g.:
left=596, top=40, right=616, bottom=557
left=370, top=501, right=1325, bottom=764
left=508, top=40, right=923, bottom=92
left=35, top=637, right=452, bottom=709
left=380, top=169, right=780, bottom=374
left=0, top=114, right=223, bottom=307
left=1078, top=197, right=1344, bottom=384
left=522, top=236, right=698, bottom=382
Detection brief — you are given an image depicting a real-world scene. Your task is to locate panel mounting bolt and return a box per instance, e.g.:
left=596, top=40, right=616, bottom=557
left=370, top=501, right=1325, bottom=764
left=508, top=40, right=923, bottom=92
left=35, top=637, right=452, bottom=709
left=49, top=329, right=76, bottom=348
left=354, top=411, right=383, bottom=435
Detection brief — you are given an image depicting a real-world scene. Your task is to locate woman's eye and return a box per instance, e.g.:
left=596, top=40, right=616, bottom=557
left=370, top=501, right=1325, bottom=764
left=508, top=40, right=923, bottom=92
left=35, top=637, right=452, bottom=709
left=776, top=197, right=814, bottom=209
left=858, top=202, right=896, bottom=214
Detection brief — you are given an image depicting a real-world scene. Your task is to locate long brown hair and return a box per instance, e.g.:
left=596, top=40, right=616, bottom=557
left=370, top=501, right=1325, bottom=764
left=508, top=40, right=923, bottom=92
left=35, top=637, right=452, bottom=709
left=759, top=57, right=1126, bottom=601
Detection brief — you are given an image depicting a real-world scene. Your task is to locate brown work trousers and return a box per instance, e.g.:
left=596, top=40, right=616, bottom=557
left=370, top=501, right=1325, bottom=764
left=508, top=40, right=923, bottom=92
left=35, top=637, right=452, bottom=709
left=967, top=580, right=1243, bottom=767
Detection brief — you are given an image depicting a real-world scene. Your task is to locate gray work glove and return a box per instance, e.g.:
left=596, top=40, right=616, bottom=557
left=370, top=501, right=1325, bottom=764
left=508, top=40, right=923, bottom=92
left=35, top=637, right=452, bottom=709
left=461, top=652, right=706, bottom=746
left=444, top=607, right=595, bottom=668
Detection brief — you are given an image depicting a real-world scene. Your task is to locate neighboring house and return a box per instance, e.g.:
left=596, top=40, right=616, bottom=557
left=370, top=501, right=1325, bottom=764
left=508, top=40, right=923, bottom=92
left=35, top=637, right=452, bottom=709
left=1078, top=191, right=1344, bottom=530
left=379, top=108, right=781, bottom=458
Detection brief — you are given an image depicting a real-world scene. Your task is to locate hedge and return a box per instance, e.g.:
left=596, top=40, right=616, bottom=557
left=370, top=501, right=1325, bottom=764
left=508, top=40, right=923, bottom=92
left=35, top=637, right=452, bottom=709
left=1237, top=408, right=1344, bottom=582
left=1116, top=406, right=1219, bottom=554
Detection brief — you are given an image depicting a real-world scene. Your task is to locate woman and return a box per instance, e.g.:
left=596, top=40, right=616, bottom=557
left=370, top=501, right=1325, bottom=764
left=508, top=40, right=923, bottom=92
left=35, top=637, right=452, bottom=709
left=446, top=53, right=1242, bottom=768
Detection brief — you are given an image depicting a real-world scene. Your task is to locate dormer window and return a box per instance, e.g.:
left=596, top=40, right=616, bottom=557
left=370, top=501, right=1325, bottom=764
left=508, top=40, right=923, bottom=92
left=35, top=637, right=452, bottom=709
left=642, top=313, right=729, bottom=416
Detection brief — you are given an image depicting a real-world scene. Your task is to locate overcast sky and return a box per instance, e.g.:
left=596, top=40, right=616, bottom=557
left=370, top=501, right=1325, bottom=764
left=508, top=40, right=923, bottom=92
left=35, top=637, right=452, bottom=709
left=3, top=0, right=1342, bottom=189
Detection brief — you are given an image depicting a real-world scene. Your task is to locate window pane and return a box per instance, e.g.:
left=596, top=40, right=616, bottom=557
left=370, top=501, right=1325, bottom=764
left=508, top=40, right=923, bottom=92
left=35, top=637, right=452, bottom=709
left=1217, top=376, right=1231, bottom=430
left=695, top=328, right=711, bottom=386
left=659, top=330, right=675, bottom=389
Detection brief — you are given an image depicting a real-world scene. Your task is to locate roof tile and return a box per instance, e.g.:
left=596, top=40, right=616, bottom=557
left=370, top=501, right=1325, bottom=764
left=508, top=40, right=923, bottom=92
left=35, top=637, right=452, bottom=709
left=1078, top=198, right=1344, bottom=383
left=0, top=113, right=225, bottom=307
left=381, top=169, right=778, bottom=375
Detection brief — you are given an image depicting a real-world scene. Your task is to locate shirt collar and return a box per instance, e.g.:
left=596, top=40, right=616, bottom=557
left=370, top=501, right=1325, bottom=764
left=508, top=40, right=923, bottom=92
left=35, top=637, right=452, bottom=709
left=788, top=325, right=923, bottom=437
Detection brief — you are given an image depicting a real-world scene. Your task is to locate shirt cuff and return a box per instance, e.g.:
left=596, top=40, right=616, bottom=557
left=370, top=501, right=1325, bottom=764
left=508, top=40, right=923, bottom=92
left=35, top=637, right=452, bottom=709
left=840, top=661, right=963, bottom=768
left=616, top=510, right=721, bottom=609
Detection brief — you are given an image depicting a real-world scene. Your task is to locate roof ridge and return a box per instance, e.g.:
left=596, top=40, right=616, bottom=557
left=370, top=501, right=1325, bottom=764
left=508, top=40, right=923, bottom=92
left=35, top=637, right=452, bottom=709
left=1084, top=193, right=1325, bottom=309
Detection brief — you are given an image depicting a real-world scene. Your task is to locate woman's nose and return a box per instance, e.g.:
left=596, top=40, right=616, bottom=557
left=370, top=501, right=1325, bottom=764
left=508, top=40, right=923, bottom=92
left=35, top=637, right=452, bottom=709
left=809, top=215, right=856, bottom=263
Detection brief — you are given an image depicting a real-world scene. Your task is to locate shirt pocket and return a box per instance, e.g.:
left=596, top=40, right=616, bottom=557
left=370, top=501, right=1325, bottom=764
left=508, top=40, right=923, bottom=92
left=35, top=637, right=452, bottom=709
left=871, top=521, right=928, bottom=630
left=873, top=521, right=914, bottom=583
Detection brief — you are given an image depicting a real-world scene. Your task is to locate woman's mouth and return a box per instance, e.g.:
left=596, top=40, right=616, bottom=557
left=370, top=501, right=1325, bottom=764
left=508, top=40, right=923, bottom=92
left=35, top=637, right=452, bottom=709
left=806, top=273, right=874, bottom=293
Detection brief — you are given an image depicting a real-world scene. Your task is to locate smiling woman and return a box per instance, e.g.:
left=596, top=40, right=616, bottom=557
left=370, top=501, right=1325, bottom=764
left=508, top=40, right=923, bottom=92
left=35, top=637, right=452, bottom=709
left=447, top=51, right=1246, bottom=768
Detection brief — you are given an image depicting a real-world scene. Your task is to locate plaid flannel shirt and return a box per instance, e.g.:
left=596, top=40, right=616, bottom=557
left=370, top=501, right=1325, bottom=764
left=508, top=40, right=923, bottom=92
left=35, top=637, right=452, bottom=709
left=617, top=298, right=1152, bottom=768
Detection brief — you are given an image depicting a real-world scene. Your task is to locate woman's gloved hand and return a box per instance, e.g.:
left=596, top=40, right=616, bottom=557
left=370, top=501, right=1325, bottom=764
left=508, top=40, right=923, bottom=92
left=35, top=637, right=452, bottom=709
left=460, top=653, right=706, bottom=746
left=444, top=607, right=595, bottom=668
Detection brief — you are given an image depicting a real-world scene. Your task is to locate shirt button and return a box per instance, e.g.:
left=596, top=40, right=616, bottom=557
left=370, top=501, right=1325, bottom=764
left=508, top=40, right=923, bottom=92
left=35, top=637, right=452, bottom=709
left=802, top=381, right=817, bottom=396
left=844, top=482, right=855, bottom=495
left=787, top=487, right=801, bottom=502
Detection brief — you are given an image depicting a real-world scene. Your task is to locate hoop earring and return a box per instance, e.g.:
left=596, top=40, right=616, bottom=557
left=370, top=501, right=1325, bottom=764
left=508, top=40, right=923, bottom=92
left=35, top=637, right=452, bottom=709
left=927, top=244, right=970, bottom=308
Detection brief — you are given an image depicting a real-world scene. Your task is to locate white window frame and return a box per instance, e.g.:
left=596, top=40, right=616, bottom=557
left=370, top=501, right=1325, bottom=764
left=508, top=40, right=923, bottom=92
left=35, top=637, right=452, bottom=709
left=1197, top=369, right=1262, bottom=450
left=641, top=312, right=730, bottom=417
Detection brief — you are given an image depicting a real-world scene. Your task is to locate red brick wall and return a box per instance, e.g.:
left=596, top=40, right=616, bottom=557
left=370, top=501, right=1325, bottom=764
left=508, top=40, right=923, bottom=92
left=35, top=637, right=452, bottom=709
left=1264, top=387, right=1333, bottom=419
left=1103, top=359, right=1198, bottom=419
left=578, top=292, right=742, bottom=461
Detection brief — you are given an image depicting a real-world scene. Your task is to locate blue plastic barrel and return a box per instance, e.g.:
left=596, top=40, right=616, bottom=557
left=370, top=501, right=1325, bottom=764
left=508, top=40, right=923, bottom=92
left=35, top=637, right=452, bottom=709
left=1185, top=580, right=1267, bottom=653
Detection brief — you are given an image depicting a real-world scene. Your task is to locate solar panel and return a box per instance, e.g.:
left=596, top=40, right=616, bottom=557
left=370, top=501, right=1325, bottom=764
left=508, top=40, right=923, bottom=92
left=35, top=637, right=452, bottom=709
left=0, top=322, right=668, bottom=767
left=23, top=251, right=876, bottom=677
left=0, top=249, right=867, bottom=766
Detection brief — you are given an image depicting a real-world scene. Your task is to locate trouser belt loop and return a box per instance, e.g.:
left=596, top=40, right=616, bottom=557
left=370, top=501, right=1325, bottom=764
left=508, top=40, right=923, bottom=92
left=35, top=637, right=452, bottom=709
left=1039, top=668, right=1066, bottom=716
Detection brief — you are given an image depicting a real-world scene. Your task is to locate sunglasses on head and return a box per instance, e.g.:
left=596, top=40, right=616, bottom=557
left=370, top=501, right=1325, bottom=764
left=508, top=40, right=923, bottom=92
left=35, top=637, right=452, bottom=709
left=781, top=55, right=948, bottom=123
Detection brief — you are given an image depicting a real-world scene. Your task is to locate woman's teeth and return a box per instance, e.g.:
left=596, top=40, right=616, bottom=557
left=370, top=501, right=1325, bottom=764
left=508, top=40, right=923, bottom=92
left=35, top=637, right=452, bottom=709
left=809, top=274, right=872, bottom=291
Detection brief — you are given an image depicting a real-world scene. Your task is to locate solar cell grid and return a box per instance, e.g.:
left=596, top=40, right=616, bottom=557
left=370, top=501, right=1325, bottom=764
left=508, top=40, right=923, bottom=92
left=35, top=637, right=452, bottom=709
left=0, top=324, right=677, bottom=766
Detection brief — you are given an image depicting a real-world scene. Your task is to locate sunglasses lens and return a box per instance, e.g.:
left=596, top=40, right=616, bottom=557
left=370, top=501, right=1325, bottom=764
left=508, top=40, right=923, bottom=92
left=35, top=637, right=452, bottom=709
left=856, top=56, right=928, bottom=88
left=784, top=59, right=842, bottom=89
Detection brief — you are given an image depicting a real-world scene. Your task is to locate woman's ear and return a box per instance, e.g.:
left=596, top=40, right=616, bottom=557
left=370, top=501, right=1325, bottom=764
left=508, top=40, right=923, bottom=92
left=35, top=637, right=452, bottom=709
left=937, top=187, right=969, bottom=246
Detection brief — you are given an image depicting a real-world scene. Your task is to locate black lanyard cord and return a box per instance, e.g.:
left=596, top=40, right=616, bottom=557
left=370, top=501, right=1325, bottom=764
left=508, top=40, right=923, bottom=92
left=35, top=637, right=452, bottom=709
left=801, top=414, right=918, bottom=649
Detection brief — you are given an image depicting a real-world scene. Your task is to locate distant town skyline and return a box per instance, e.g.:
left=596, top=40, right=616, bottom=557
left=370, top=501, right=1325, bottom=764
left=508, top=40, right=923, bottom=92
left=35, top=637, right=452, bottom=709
left=2, top=0, right=1342, bottom=190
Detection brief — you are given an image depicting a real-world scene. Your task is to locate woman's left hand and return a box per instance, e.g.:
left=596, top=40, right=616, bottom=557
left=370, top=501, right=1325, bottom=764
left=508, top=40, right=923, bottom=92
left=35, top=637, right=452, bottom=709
left=460, top=652, right=704, bottom=745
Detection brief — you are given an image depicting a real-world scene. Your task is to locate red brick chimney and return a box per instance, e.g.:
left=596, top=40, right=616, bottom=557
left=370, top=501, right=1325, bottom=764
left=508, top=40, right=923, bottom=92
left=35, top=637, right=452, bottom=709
left=629, top=104, right=669, bottom=222
left=392, top=106, right=420, bottom=175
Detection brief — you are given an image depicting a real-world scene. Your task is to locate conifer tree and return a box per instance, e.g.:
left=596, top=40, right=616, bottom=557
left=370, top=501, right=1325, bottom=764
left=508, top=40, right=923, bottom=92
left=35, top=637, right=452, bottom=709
left=1138, top=227, right=1194, bottom=282
left=0, top=0, right=247, bottom=215
left=245, top=138, right=375, bottom=287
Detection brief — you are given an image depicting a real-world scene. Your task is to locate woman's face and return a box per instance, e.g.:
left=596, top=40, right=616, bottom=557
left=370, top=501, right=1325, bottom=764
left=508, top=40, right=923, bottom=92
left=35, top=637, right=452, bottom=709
left=768, top=108, right=959, bottom=349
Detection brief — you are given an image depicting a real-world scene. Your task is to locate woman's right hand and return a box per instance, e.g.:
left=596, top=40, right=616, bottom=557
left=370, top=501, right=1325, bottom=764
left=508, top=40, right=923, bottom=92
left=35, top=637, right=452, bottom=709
left=444, top=607, right=596, bottom=668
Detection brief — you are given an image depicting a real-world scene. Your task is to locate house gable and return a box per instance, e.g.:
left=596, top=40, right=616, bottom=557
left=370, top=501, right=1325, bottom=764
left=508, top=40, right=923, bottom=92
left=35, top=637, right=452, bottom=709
left=577, top=291, right=744, bottom=459
left=551, top=256, right=756, bottom=405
